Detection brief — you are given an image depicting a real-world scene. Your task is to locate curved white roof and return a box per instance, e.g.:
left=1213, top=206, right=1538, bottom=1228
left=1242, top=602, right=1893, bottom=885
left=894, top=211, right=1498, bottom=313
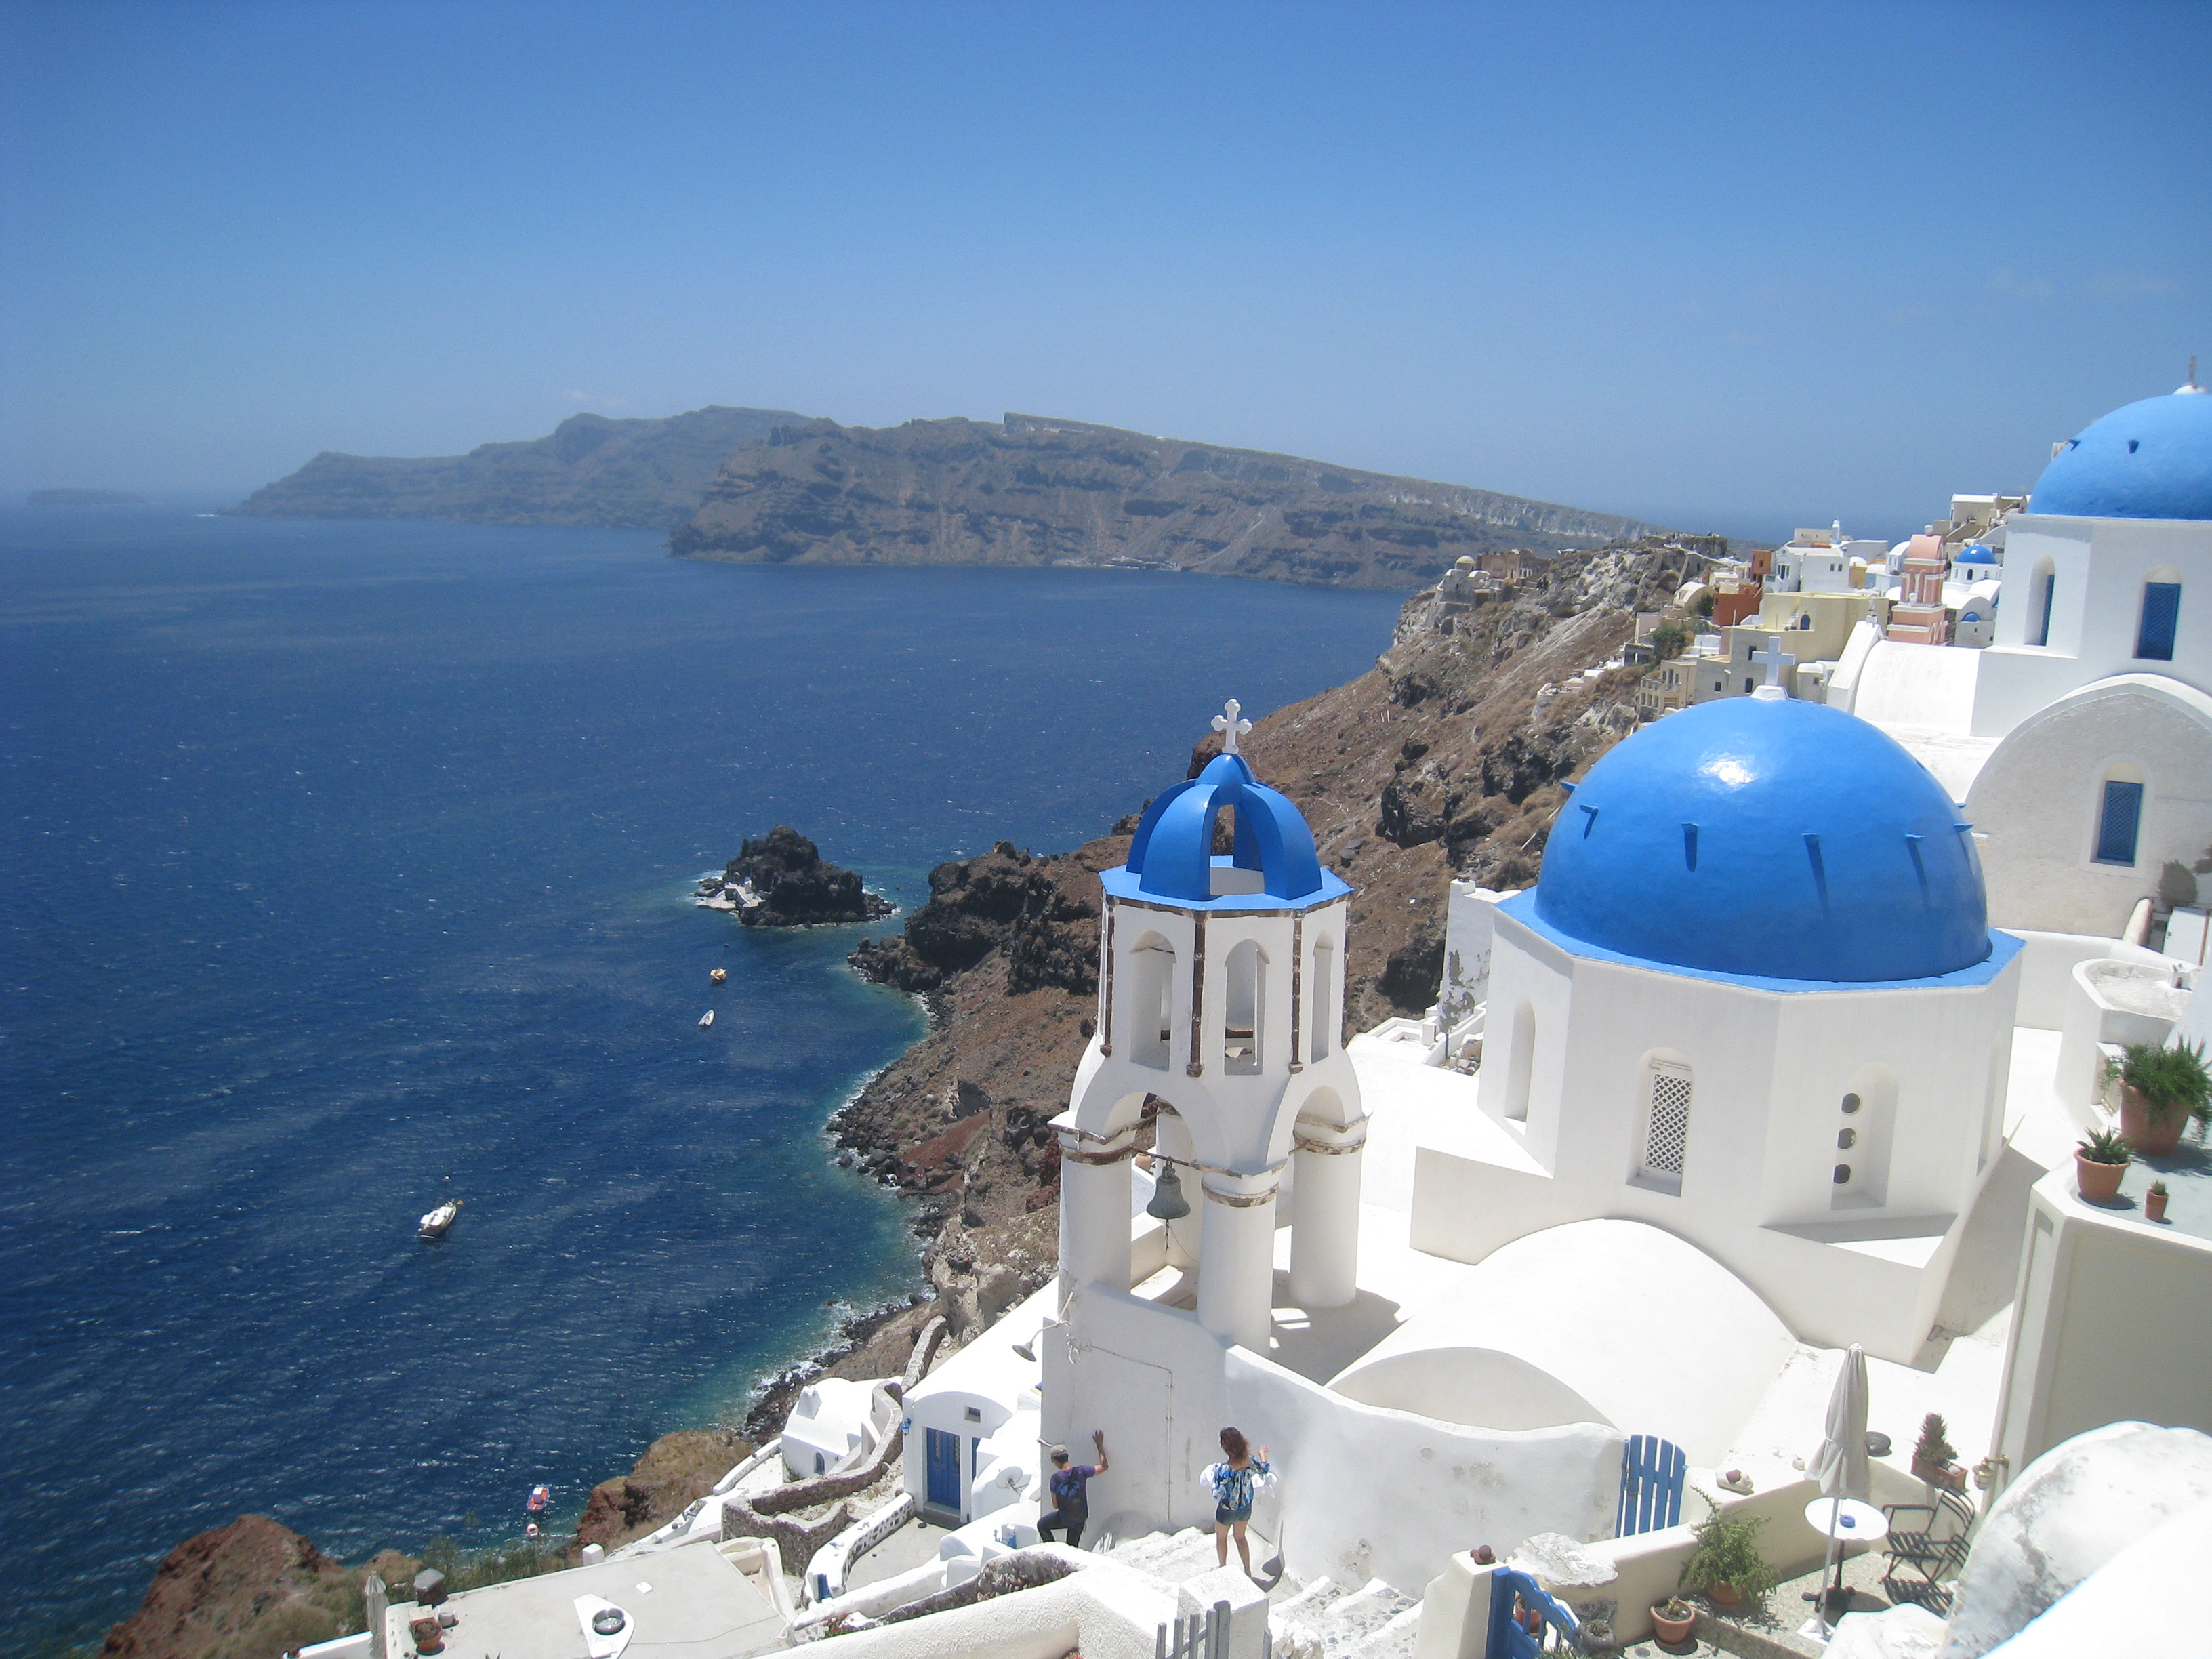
left=1327, top=1219, right=1797, bottom=1465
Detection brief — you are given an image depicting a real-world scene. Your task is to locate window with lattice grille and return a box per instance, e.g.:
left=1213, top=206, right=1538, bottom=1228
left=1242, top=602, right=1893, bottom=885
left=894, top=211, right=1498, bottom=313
left=1640, top=1064, right=1693, bottom=1187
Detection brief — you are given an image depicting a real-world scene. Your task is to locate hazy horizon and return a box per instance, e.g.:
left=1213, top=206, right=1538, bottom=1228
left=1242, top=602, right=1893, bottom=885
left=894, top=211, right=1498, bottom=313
left=4, top=0, right=2207, bottom=544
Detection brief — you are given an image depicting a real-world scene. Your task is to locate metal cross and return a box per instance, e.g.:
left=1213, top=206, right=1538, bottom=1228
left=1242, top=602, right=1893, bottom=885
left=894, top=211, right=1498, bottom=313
left=1212, top=698, right=1252, bottom=754
left=1751, top=638, right=1795, bottom=688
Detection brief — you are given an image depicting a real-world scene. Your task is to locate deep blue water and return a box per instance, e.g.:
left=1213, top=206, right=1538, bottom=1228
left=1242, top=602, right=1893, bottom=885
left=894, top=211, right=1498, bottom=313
left=0, top=503, right=1403, bottom=1652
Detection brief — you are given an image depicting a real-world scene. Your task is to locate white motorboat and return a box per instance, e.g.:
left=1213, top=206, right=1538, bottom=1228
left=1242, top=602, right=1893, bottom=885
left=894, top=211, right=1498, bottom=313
left=419, top=1198, right=463, bottom=1240
left=699, top=1009, right=715, bottom=1027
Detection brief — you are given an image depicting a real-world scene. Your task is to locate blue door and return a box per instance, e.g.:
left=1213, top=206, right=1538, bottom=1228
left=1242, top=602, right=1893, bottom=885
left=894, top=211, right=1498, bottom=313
left=925, top=1427, right=961, bottom=1513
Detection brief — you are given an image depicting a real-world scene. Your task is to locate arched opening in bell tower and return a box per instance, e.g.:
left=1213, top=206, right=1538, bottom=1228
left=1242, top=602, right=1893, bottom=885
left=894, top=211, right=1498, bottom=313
left=1223, top=939, right=1266, bottom=1073
left=1129, top=934, right=1176, bottom=1069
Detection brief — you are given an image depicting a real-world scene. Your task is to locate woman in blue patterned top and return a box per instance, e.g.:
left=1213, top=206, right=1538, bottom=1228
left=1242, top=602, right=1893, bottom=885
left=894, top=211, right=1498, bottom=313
left=1202, top=1425, right=1271, bottom=1576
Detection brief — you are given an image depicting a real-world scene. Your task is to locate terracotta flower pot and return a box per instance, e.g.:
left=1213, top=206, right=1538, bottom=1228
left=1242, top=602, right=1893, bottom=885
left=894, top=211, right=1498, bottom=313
left=1708, top=1581, right=1744, bottom=1606
left=1912, top=1455, right=1964, bottom=1491
left=1652, top=1602, right=1698, bottom=1644
left=2076, top=1151, right=2127, bottom=1203
left=2121, top=1086, right=2189, bottom=1158
left=2147, top=1188, right=2170, bottom=1222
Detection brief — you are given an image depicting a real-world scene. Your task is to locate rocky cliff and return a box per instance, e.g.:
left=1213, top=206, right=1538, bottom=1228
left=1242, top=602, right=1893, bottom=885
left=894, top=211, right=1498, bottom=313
left=670, top=413, right=1669, bottom=590
left=227, top=405, right=809, bottom=529
left=100, top=1515, right=363, bottom=1659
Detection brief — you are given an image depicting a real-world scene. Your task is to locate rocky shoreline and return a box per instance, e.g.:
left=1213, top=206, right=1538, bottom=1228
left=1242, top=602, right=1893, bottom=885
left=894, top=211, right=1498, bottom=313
left=100, top=536, right=1715, bottom=1657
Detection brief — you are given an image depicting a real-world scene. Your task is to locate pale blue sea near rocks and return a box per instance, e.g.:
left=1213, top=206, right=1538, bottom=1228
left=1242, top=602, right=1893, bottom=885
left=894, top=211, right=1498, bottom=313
left=0, top=503, right=1403, bottom=1651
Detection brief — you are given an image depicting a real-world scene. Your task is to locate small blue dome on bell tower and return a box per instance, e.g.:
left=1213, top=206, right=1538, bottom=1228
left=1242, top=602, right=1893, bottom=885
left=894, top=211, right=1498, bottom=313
left=1105, top=700, right=1349, bottom=910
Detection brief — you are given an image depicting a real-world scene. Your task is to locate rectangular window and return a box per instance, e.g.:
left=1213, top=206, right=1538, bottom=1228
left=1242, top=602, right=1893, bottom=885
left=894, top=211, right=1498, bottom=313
left=1636, top=1063, right=1692, bottom=1193
left=2095, top=781, right=2144, bottom=866
left=2036, top=573, right=2056, bottom=646
left=2137, top=582, right=2181, bottom=661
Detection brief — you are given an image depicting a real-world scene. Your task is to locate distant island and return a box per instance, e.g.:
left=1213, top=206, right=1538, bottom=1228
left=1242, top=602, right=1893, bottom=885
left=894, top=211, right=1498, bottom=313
left=696, top=826, right=895, bottom=928
left=673, top=413, right=1667, bottom=590
left=228, top=405, right=1674, bottom=590
left=28, top=488, right=147, bottom=506
left=226, top=405, right=808, bottom=529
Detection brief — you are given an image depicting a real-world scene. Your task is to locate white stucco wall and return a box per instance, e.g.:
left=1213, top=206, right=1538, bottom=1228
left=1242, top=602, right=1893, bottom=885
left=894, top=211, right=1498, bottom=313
left=1043, top=1286, right=1621, bottom=1595
left=1429, top=915, right=2018, bottom=1359
left=1328, top=1221, right=1797, bottom=1465
left=1963, top=674, right=2212, bottom=937
left=1975, top=513, right=2212, bottom=739
left=903, top=1288, right=1052, bottom=1523
left=1991, top=1172, right=2212, bottom=1480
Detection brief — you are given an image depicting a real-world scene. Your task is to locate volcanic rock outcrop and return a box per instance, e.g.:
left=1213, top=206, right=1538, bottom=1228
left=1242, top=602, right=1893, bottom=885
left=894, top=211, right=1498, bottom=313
left=701, top=826, right=895, bottom=927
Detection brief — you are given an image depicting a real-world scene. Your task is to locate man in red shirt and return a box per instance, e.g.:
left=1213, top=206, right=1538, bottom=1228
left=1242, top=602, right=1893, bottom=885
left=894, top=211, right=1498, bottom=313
left=1038, top=1429, right=1108, bottom=1548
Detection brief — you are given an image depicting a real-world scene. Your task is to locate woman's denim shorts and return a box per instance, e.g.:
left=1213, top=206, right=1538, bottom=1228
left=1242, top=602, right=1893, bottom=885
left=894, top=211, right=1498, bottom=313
left=1215, top=1502, right=1252, bottom=1526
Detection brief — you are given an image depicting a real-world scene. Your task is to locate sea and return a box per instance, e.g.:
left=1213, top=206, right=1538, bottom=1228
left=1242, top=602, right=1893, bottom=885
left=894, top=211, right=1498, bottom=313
left=0, top=501, right=1405, bottom=1653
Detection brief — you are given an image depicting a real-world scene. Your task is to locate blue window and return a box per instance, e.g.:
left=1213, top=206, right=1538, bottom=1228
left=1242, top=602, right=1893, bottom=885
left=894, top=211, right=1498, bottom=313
left=2136, top=582, right=2181, bottom=661
left=2095, top=781, right=2144, bottom=866
left=2035, top=573, right=2056, bottom=645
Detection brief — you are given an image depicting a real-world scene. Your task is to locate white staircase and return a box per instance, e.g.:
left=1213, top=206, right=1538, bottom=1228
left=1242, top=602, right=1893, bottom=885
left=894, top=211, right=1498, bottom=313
left=1100, top=1532, right=1422, bottom=1659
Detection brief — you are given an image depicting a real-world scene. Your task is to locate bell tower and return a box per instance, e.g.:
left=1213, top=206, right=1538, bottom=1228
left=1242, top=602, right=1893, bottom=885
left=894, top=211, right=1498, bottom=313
left=1054, top=702, right=1364, bottom=1352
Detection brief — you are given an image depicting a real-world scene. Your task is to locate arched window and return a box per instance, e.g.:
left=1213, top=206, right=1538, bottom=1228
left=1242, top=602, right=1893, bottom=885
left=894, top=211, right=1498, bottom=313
left=1129, top=936, right=1175, bottom=1069
left=1831, top=1066, right=1898, bottom=1210
left=1223, top=939, right=1265, bottom=1074
left=1504, top=999, right=1536, bottom=1123
left=1635, top=1057, right=1692, bottom=1193
left=2093, top=763, right=2146, bottom=867
left=2029, top=556, right=2057, bottom=646
left=2135, top=570, right=2182, bottom=661
left=1309, top=935, right=1338, bottom=1061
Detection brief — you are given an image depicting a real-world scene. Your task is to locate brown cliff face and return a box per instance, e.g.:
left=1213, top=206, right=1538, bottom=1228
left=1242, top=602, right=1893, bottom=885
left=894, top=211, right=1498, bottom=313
left=670, top=415, right=1667, bottom=589
left=101, top=1515, right=362, bottom=1659
left=833, top=537, right=1711, bottom=1326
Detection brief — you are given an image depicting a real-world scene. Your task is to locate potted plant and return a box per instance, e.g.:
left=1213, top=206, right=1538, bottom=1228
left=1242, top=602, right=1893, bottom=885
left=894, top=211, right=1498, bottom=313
left=2147, top=1179, right=2171, bottom=1223
left=1679, top=1512, right=1774, bottom=1607
left=2104, top=1042, right=2212, bottom=1157
left=2075, top=1128, right=2131, bottom=1203
left=1650, top=1596, right=1697, bottom=1645
left=1912, top=1413, right=1964, bottom=1490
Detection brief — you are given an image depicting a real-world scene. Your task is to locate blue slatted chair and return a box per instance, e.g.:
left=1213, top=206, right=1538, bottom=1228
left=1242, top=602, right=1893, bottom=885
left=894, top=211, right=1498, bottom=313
left=1617, top=1435, right=1688, bottom=1537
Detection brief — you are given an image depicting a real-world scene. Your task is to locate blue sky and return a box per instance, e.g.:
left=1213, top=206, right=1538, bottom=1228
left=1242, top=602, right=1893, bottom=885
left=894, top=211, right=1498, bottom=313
left=2, top=0, right=2205, bottom=538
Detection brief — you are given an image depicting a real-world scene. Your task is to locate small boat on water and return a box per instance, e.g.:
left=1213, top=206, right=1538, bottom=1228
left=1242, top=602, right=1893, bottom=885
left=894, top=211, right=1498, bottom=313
left=418, top=1198, right=462, bottom=1240
left=527, top=1483, right=551, bottom=1512
left=699, top=1009, right=715, bottom=1027
left=710, top=967, right=727, bottom=984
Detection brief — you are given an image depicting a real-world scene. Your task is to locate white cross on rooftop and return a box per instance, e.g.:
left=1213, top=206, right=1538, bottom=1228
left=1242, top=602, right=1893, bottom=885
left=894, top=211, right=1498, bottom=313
left=1750, top=638, right=1796, bottom=699
left=1212, top=698, right=1253, bottom=754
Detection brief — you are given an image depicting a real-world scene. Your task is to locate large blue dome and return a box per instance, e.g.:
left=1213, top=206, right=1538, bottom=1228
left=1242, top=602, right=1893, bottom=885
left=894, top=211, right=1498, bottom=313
left=1119, top=751, right=1334, bottom=905
left=2029, top=390, right=2212, bottom=520
left=1533, top=697, right=1992, bottom=984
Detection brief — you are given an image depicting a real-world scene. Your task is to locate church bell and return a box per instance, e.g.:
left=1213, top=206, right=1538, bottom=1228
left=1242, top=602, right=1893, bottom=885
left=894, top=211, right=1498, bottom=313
left=1145, top=1160, right=1191, bottom=1222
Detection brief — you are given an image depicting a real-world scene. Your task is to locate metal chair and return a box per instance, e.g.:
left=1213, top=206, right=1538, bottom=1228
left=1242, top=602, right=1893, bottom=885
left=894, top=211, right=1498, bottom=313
left=1882, top=1488, right=1976, bottom=1609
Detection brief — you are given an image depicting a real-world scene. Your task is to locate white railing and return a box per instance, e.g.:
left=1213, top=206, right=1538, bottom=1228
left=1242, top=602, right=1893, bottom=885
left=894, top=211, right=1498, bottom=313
left=804, top=1488, right=918, bottom=1604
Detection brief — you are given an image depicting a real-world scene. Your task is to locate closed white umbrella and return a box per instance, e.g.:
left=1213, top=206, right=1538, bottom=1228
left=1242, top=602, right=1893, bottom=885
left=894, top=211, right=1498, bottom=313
left=1808, top=1345, right=1870, bottom=1628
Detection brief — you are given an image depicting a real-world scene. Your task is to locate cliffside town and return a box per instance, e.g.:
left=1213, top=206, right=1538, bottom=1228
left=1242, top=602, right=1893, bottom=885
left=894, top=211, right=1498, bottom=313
left=100, top=534, right=1715, bottom=1658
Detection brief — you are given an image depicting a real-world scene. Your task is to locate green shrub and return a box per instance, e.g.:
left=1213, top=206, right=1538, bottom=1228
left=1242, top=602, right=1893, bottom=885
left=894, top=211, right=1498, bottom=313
left=1679, top=1512, right=1774, bottom=1598
left=2108, top=1041, right=2212, bottom=1128
left=2078, top=1128, right=2133, bottom=1166
left=1914, top=1412, right=1956, bottom=1467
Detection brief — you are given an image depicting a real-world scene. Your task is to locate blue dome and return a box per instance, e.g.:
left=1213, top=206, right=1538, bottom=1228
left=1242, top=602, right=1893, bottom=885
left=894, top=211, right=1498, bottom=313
left=1534, top=697, right=1991, bottom=983
left=2030, top=391, right=2212, bottom=520
left=1121, top=751, right=1330, bottom=904
left=1954, top=544, right=1997, bottom=565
